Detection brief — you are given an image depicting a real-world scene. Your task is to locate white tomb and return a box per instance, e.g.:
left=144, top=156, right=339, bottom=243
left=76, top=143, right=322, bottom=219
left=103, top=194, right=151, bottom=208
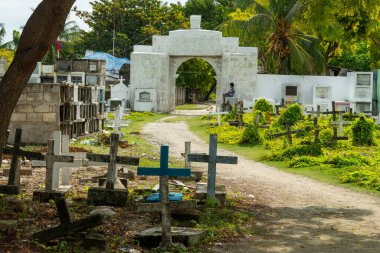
left=313, top=84, right=332, bottom=112
left=130, top=15, right=258, bottom=113
left=110, top=77, right=129, bottom=109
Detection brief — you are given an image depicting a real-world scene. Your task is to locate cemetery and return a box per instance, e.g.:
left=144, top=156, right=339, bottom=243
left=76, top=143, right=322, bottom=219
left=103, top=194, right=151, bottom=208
left=1, top=1, right=380, bottom=252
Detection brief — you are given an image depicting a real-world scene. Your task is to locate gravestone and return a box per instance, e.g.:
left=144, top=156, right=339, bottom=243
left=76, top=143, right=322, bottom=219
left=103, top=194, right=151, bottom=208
left=187, top=134, right=238, bottom=203
left=33, top=140, right=74, bottom=202
left=87, top=133, right=139, bottom=206
left=32, top=197, right=105, bottom=250
left=209, top=106, right=228, bottom=126
left=137, top=145, right=201, bottom=248
left=0, top=129, right=44, bottom=195
left=267, top=119, right=303, bottom=145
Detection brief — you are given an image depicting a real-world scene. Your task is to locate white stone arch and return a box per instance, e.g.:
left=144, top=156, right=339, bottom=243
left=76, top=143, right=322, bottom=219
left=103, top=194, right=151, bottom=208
left=130, top=15, right=258, bottom=113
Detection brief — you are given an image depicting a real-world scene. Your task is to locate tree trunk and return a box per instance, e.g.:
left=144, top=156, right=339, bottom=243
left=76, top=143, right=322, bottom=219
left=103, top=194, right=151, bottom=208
left=0, top=0, right=75, bottom=157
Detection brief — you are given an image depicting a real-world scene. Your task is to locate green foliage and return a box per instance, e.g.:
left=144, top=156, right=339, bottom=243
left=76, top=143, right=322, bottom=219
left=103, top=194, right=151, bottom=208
left=276, top=104, right=303, bottom=127
left=329, top=42, right=372, bottom=71
left=252, top=110, right=266, bottom=124
left=254, top=98, right=273, bottom=113
left=240, top=123, right=263, bottom=145
left=269, top=144, right=323, bottom=161
left=340, top=170, right=380, bottom=191
left=352, top=116, right=376, bottom=146
left=126, top=111, right=156, bottom=121
left=75, top=0, right=188, bottom=56
left=289, top=156, right=321, bottom=168
left=324, top=154, right=370, bottom=168
left=208, top=125, right=242, bottom=144
left=319, top=128, right=334, bottom=144
left=222, top=107, right=237, bottom=122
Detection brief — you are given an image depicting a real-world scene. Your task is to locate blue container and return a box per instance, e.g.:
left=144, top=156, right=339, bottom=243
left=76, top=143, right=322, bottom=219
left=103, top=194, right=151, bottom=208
left=146, top=192, right=183, bottom=203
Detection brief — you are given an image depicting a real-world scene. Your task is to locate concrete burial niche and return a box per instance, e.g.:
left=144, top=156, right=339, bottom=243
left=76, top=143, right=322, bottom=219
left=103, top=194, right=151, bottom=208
left=130, top=15, right=258, bottom=113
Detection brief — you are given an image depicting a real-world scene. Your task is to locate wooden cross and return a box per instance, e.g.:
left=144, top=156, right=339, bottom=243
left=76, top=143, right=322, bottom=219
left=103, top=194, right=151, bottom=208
left=0, top=129, right=44, bottom=195
left=32, top=197, right=103, bottom=243
left=333, top=127, right=349, bottom=145
left=137, top=145, right=191, bottom=248
left=108, top=107, right=128, bottom=134
left=255, top=114, right=270, bottom=129
left=267, top=120, right=303, bottom=145
left=86, top=133, right=139, bottom=206
left=306, top=105, right=322, bottom=118
left=331, top=112, right=351, bottom=136
left=187, top=134, right=238, bottom=199
left=209, top=106, right=228, bottom=126
left=275, top=99, right=285, bottom=115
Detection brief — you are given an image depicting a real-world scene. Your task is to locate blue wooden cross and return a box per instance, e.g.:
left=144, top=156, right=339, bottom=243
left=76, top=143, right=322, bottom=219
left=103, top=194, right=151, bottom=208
left=137, top=145, right=191, bottom=247
left=137, top=145, right=191, bottom=177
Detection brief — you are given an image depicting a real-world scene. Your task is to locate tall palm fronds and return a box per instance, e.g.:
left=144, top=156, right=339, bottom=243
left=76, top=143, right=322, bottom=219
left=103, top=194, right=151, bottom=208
left=224, top=0, right=325, bottom=74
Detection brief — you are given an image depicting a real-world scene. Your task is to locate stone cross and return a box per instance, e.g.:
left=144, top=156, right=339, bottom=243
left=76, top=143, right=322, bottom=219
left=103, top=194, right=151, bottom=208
left=137, top=145, right=191, bottom=248
left=0, top=129, right=44, bottom=195
left=32, top=197, right=103, bottom=243
left=209, top=106, right=228, bottom=126
left=267, top=120, right=303, bottom=145
left=86, top=133, right=139, bottom=206
left=187, top=134, right=238, bottom=199
left=331, top=112, right=351, bottom=136
left=108, top=107, right=128, bottom=134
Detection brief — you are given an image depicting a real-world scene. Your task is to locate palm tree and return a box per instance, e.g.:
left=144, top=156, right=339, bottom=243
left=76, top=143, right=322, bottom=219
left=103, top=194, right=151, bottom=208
left=225, top=0, right=324, bottom=75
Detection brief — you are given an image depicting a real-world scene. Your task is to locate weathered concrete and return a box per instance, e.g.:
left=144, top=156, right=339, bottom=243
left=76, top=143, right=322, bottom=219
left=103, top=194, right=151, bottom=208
left=134, top=227, right=206, bottom=248
left=87, top=188, right=128, bottom=207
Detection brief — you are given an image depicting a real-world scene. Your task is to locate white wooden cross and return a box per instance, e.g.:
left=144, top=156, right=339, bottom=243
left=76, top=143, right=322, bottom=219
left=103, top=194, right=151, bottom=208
left=209, top=106, right=228, bottom=126
left=108, top=107, right=129, bottom=134
left=331, top=112, right=351, bottom=136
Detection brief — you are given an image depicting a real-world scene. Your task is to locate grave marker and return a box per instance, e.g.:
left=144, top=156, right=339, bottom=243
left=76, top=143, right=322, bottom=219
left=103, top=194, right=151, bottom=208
left=32, top=197, right=105, bottom=249
left=0, top=129, right=44, bottom=195
left=209, top=106, right=228, bottom=126
left=187, top=134, right=238, bottom=200
left=107, top=107, right=129, bottom=134
left=137, top=145, right=192, bottom=248
left=33, top=140, right=74, bottom=202
left=331, top=112, right=351, bottom=136
left=267, top=120, right=303, bottom=145
left=86, top=133, right=139, bottom=206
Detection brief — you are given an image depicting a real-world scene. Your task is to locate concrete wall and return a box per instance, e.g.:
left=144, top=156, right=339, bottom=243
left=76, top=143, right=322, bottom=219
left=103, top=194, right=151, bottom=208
left=8, top=84, right=60, bottom=144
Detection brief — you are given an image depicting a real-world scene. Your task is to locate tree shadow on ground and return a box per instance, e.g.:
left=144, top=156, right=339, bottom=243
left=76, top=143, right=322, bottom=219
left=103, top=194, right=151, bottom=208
left=212, top=204, right=380, bottom=253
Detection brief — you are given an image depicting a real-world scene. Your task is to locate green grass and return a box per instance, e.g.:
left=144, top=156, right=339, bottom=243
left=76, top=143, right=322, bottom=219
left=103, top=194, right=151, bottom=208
left=175, top=103, right=210, bottom=110
left=179, top=115, right=380, bottom=197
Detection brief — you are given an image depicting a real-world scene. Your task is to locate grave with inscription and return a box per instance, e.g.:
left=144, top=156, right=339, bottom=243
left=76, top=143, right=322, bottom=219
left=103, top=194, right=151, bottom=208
left=136, top=145, right=204, bottom=248
left=187, top=134, right=238, bottom=204
left=86, top=133, right=139, bottom=206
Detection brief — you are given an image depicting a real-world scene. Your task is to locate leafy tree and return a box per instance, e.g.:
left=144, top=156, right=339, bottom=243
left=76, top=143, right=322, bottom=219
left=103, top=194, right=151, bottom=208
left=0, top=0, right=75, bottom=156
left=182, top=0, right=235, bottom=30
left=224, top=0, right=324, bottom=75
left=176, top=58, right=216, bottom=100
left=75, top=0, right=188, bottom=57
left=329, top=41, right=372, bottom=71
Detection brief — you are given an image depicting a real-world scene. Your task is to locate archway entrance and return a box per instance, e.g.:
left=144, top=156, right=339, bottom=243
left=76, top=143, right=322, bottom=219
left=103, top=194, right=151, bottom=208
left=130, top=15, right=258, bottom=113
left=175, top=58, right=217, bottom=106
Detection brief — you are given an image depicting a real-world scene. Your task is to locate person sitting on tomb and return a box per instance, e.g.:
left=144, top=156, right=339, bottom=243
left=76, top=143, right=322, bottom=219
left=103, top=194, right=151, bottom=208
left=222, top=82, right=235, bottom=105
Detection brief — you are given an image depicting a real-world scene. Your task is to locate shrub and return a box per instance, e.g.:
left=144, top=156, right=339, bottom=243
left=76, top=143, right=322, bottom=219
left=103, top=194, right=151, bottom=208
left=254, top=98, right=274, bottom=113
left=319, top=128, right=334, bottom=144
left=209, top=125, right=242, bottom=144
left=240, top=123, right=263, bottom=144
left=277, top=103, right=303, bottom=127
left=324, top=154, right=369, bottom=168
left=352, top=116, right=376, bottom=146
left=340, top=170, right=380, bottom=191
left=267, top=144, right=323, bottom=161
left=289, top=156, right=321, bottom=168
left=252, top=110, right=266, bottom=125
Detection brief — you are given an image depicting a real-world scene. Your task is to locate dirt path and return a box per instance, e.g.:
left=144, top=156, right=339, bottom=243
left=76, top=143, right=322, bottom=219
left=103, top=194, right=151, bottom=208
left=142, top=116, right=380, bottom=253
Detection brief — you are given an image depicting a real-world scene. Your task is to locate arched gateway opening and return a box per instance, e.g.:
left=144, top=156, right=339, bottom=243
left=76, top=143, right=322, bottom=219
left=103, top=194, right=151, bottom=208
left=130, top=15, right=258, bottom=113
left=175, top=58, right=217, bottom=105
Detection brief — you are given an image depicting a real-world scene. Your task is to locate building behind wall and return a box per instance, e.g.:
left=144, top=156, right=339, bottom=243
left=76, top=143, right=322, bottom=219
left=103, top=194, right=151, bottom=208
left=8, top=59, right=106, bottom=144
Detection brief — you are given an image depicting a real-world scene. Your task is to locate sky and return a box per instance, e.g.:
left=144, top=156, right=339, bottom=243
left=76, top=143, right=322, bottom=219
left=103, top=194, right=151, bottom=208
left=0, top=0, right=187, bottom=42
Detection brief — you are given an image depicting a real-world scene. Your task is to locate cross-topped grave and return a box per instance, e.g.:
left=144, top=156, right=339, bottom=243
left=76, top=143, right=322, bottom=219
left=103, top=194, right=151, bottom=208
left=107, top=107, right=129, bottom=134
left=209, top=106, right=228, bottom=126
left=137, top=145, right=193, bottom=248
left=32, top=197, right=105, bottom=249
left=87, top=133, right=139, bottom=206
left=33, top=140, right=74, bottom=202
left=267, top=119, right=303, bottom=145
left=331, top=112, right=351, bottom=136
left=187, top=134, right=238, bottom=200
left=0, top=129, right=44, bottom=195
